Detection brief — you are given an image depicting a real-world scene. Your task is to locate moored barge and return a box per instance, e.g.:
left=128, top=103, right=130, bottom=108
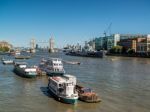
left=13, top=62, right=37, bottom=78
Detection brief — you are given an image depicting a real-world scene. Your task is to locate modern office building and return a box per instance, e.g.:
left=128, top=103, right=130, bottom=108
left=118, top=38, right=137, bottom=52
left=107, top=34, right=120, bottom=50
left=76, top=34, right=150, bottom=54
left=94, top=37, right=107, bottom=50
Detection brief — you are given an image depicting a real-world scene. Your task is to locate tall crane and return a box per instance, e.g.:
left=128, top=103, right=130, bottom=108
left=104, top=23, right=112, bottom=37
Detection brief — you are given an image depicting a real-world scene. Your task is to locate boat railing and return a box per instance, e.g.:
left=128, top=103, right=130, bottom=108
left=58, top=93, right=67, bottom=97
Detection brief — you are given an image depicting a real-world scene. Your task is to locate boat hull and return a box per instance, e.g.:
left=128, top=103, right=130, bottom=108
left=46, top=71, right=65, bottom=76
left=76, top=85, right=101, bottom=103
left=79, top=97, right=101, bottom=103
left=15, top=56, right=31, bottom=59
left=3, top=62, right=14, bottom=64
left=14, top=67, right=36, bottom=78
left=66, top=51, right=105, bottom=58
left=48, top=88, right=78, bottom=104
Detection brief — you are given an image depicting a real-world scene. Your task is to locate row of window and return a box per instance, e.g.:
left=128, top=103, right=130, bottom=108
left=53, top=64, right=62, bottom=66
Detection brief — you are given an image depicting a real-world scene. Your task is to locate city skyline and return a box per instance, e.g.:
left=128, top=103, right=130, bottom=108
left=0, top=0, right=150, bottom=48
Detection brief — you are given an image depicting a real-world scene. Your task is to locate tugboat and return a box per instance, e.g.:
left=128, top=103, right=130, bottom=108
left=42, top=58, right=65, bottom=76
left=48, top=74, right=78, bottom=104
left=13, top=62, right=37, bottom=78
left=76, top=85, right=101, bottom=103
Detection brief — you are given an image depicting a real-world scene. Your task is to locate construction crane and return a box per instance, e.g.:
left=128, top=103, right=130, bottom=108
left=104, top=23, right=112, bottom=37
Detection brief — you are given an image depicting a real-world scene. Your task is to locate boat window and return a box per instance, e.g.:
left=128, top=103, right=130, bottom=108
left=66, top=83, right=72, bottom=86
left=53, top=64, right=59, bottom=66
left=59, top=84, right=62, bottom=87
left=58, top=88, right=64, bottom=93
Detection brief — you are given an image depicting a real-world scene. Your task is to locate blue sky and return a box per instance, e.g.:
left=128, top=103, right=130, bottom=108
left=0, top=0, right=150, bottom=48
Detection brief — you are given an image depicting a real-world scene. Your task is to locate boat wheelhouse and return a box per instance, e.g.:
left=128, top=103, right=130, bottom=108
left=48, top=74, right=78, bottom=104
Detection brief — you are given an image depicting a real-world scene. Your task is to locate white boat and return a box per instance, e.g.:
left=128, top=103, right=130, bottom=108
left=13, top=62, right=37, bottom=78
left=40, top=58, right=65, bottom=76
left=63, top=60, right=80, bottom=65
left=48, top=74, right=78, bottom=104
left=2, top=60, right=14, bottom=64
left=26, top=50, right=30, bottom=53
left=15, top=51, right=21, bottom=55
left=41, top=58, right=47, bottom=63
left=10, top=50, right=21, bottom=56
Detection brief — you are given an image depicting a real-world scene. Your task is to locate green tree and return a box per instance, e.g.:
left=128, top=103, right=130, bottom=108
left=0, top=46, right=10, bottom=52
left=127, top=49, right=135, bottom=54
left=109, top=46, right=123, bottom=54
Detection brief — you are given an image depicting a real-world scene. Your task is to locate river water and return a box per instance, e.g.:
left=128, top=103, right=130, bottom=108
left=0, top=51, right=150, bottom=112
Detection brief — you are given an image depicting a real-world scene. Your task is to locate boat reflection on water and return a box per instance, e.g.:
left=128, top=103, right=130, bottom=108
left=53, top=100, right=99, bottom=112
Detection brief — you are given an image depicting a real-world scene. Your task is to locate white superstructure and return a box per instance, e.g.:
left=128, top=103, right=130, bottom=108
left=3, top=60, right=14, bottom=64
left=44, top=58, right=65, bottom=76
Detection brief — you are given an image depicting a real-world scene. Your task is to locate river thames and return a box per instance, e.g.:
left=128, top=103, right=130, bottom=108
left=0, top=51, right=150, bottom=112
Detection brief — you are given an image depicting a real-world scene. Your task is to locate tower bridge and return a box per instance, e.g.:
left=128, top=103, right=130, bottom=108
left=30, top=37, right=55, bottom=53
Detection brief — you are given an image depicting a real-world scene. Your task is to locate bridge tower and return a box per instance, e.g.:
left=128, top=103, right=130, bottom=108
left=30, top=38, right=36, bottom=53
left=49, top=37, right=55, bottom=53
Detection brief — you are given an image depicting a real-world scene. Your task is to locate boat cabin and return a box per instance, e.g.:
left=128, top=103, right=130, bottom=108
left=14, top=62, right=27, bottom=68
left=14, top=62, right=37, bottom=73
left=46, top=58, right=64, bottom=71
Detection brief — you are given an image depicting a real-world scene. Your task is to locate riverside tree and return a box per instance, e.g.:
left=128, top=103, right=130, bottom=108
left=0, top=46, right=10, bottom=52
